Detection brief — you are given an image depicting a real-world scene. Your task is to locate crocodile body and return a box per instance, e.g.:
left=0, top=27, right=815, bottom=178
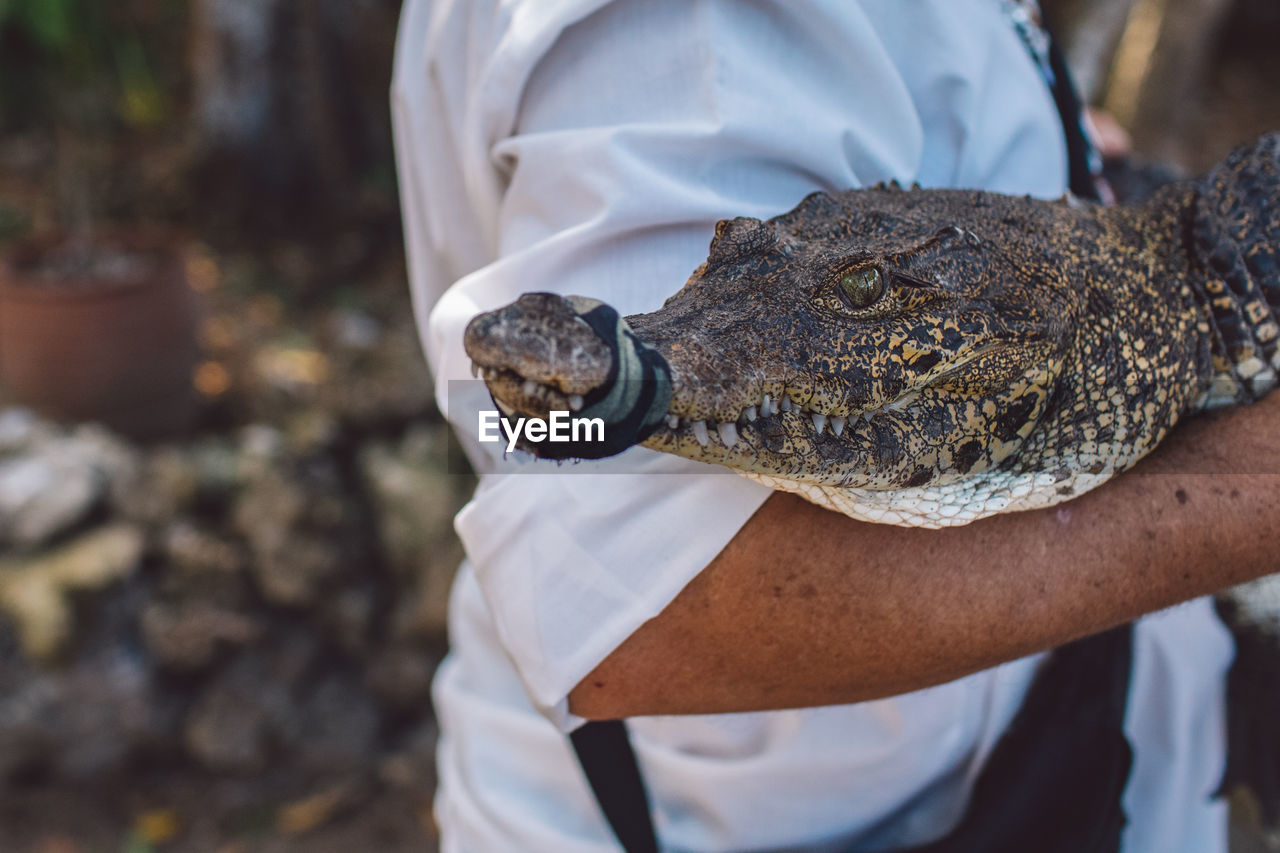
left=464, top=132, right=1280, bottom=823
left=466, top=134, right=1280, bottom=527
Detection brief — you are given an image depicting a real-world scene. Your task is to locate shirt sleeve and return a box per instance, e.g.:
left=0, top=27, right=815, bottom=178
left=394, top=0, right=1067, bottom=730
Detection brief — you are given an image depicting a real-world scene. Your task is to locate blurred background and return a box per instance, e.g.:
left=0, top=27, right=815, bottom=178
left=0, top=1, right=1275, bottom=851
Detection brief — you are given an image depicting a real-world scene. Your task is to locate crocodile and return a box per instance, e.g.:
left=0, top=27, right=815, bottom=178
left=465, top=133, right=1280, bottom=527
left=464, top=133, right=1280, bottom=823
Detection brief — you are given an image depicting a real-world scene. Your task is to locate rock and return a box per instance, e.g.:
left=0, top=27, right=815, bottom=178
left=141, top=600, right=261, bottom=670
left=47, top=646, right=154, bottom=779
left=293, top=673, right=379, bottom=773
left=233, top=461, right=352, bottom=606
left=233, top=466, right=303, bottom=544
left=113, top=446, right=195, bottom=525
left=358, top=425, right=467, bottom=636
left=63, top=423, right=142, bottom=489
left=191, top=436, right=246, bottom=492
left=261, top=627, right=320, bottom=689
left=378, top=720, right=438, bottom=791
left=0, top=451, right=104, bottom=549
left=366, top=643, right=436, bottom=711
left=254, top=534, right=338, bottom=607
left=0, top=423, right=146, bottom=550
left=183, top=646, right=380, bottom=776
left=390, top=570, right=455, bottom=643
left=331, top=309, right=381, bottom=351
left=0, top=524, right=145, bottom=661
left=0, top=407, right=49, bottom=455
left=184, top=653, right=294, bottom=772
left=316, top=319, right=435, bottom=427
left=0, top=642, right=155, bottom=780
left=306, top=480, right=349, bottom=530
left=113, top=439, right=232, bottom=525
left=284, top=408, right=340, bottom=456
left=116, top=434, right=249, bottom=525
left=155, top=520, right=248, bottom=607
left=233, top=467, right=308, bottom=604
left=253, top=345, right=331, bottom=394
left=239, top=422, right=284, bottom=462
left=0, top=416, right=145, bottom=542
left=162, top=520, right=244, bottom=574
left=0, top=341, right=459, bottom=791
left=184, top=677, right=273, bottom=772
left=323, top=587, right=373, bottom=653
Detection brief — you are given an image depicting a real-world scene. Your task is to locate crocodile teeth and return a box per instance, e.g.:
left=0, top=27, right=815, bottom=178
left=884, top=392, right=919, bottom=412
left=761, top=394, right=773, bottom=417
left=691, top=420, right=709, bottom=446
left=830, top=416, right=845, bottom=436
left=743, top=406, right=757, bottom=422
left=811, top=412, right=827, bottom=433
left=568, top=394, right=584, bottom=411
left=780, top=397, right=792, bottom=413
left=523, top=380, right=538, bottom=396
left=718, top=422, right=738, bottom=447
left=470, top=361, right=480, bottom=378
left=496, top=399, right=516, bottom=416
left=666, top=414, right=680, bottom=429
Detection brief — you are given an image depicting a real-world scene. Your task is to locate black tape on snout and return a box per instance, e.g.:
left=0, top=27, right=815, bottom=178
left=509, top=304, right=672, bottom=461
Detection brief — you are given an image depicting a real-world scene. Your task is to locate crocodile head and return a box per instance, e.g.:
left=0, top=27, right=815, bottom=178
left=466, top=187, right=1077, bottom=488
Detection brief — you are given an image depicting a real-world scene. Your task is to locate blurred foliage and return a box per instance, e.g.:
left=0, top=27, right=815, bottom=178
left=0, top=0, right=73, bottom=50
left=0, top=0, right=182, bottom=131
left=0, top=203, right=28, bottom=241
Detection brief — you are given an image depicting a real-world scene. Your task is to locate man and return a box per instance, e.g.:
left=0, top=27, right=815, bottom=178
left=392, top=1, right=1280, bottom=849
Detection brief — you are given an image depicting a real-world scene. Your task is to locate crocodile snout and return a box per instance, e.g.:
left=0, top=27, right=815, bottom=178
left=465, top=292, right=674, bottom=458
left=463, top=292, right=615, bottom=399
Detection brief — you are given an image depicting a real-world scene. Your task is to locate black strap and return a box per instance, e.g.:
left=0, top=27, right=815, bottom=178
left=570, top=720, right=659, bottom=853
left=903, top=624, right=1134, bottom=853
left=1045, top=37, right=1106, bottom=202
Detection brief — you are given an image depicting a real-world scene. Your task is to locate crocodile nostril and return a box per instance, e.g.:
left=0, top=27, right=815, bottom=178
left=514, top=291, right=573, bottom=313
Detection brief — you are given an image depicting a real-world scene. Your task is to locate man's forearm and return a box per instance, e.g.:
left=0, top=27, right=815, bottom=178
left=569, top=393, right=1280, bottom=719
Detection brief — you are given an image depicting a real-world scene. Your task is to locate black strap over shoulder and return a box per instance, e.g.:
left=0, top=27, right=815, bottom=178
left=570, top=719, right=660, bottom=853
left=903, top=624, right=1134, bottom=853
left=1046, top=37, right=1106, bottom=202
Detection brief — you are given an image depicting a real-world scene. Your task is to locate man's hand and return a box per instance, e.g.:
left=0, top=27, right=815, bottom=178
left=570, top=393, right=1280, bottom=719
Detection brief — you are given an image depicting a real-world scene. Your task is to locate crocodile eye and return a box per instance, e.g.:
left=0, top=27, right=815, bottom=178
left=838, top=266, right=883, bottom=309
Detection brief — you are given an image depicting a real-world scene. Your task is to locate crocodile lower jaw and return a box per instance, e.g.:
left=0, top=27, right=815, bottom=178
left=747, top=459, right=1123, bottom=527
left=472, top=362, right=587, bottom=414
left=471, top=358, right=906, bottom=448
left=656, top=391, right=913, bottom=448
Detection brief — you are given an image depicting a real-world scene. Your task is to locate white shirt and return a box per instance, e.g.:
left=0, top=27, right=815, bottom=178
left=391, top=1, right=1234, bottom=850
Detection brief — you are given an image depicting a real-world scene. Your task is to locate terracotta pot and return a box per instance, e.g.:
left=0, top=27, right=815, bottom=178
left=0, top=231, right=201, bottom=438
